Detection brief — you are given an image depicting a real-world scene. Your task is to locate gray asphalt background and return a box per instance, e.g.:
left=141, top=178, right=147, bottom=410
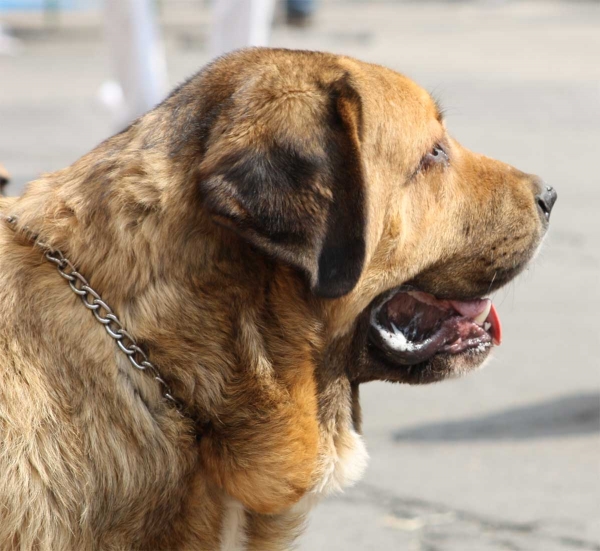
left=1, top=2, right=598, bottom=550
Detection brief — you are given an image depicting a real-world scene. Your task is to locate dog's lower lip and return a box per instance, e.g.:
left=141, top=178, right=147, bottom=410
left=368, top=287, right=502, bottom=366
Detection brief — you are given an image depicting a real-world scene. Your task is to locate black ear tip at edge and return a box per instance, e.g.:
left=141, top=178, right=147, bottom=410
left=313, top=279, right=360, bottom=300
left=313, top=246, right=365, bottom=299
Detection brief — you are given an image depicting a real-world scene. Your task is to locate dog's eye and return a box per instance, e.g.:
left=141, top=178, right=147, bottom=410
left=421, top=144, right=449, bottom=171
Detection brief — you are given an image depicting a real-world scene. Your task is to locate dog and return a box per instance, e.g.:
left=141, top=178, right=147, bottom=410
left=0, top=48, right=556, bottom=550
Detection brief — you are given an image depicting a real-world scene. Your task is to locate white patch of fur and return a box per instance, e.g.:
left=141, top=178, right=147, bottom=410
left=291, top=429, right=368, bottom=519
left=312, top=428, right=369, bottom=497
left=219, top=497, right=247, bottom=551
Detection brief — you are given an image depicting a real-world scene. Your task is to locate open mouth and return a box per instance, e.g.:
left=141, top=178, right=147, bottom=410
left=369, top=287, right=502, bottom=366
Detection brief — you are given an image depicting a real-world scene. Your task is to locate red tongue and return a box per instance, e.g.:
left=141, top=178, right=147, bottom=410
left=488, top=304, right=502, bottom=346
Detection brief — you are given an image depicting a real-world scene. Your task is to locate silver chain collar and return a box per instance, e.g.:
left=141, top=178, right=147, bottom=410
left=3, top=215, right=183, bottom=412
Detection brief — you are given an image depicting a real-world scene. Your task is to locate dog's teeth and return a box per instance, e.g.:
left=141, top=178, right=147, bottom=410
left=484, top=322, right=491, bottom=331
left=474, top=301, right=493, bottom=325
left=391, top=322, right=402, bottom=335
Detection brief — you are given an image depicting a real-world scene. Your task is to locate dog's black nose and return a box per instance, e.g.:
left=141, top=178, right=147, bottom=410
left=536, top=185, right=557, bottom=220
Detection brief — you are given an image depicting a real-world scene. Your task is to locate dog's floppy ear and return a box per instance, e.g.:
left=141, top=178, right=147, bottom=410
left=198, top=74, right=366, bottom=299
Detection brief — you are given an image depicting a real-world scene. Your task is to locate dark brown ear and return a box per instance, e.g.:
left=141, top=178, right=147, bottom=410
left=198, top=74, right=366, bottom=299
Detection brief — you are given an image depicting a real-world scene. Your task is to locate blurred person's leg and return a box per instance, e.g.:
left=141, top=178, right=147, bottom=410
left=286, top=0, right=315, bottom=26
left=103, top=0, right=167, bottom=128
left=210, top=0, right=276, bottom=59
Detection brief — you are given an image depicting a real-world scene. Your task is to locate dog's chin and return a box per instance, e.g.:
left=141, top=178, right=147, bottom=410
left=364, top=343, right=492, bottom=385
left=354, top=285, right=500, bottom=385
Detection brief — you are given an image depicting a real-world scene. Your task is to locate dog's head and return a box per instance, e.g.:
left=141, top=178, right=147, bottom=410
left=122, top=48, right=556, bottom=516
left=177, top=49, right=554, bottom=386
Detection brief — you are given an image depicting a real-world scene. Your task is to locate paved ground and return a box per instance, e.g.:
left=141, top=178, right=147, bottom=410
left=1, top=2, right=599, bottom=550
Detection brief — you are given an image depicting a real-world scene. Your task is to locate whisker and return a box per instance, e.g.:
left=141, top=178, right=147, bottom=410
left=486, top=271, right=498, bottom=296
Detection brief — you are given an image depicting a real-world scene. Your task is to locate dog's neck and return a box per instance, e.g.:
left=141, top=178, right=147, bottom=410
left=5, top=129, right=324, bottom=413
left=8, top=127, right=209, bottom=302
left=1, top=127, right=368, bottom=540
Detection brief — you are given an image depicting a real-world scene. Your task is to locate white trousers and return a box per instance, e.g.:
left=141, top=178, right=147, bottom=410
left=103, top=0, right=167, bottom=127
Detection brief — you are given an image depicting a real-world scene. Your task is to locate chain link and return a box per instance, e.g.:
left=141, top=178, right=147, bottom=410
left=3, top=215, right=183, bottom=412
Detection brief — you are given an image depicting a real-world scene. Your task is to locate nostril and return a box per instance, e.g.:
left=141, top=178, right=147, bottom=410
left=537, top=197, right=550, bottom=219
left=535, top=185, right=557, bottom=221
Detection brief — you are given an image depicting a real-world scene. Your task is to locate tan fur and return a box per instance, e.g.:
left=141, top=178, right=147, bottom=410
left=0, top=48, right=547, bottom=550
